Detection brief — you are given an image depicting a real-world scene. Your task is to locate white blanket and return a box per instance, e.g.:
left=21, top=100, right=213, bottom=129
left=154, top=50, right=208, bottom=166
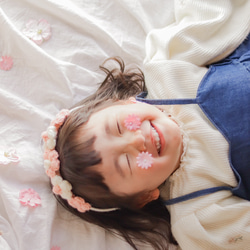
left=0, top=0, right=175, bottom=249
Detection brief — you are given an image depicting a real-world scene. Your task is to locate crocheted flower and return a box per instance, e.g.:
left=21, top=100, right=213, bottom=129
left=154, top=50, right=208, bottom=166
left=51, top=109, right=70, bottom=129
left=124, top=114, right=141, bottom=131
left=0, top=148, right=20, bottom=165
left=68, top=196, right=91, bottom=213
left=23, top=19, right=51, bottom=45
left=46, top=168, right=56, bottom=178
left=47, top=126, right=57, bottom=139
left=136, top=152, right=153, bottom=169
left=41, top=131, right=49, bottom=142
left=44, top=154, right=59, bottom=177
left=19, top=188, right=42, bottom=207
left=0, top=56, right=13, bottom=71
left=51, top=176, right=73, bottom=199
left=60, top=181, right=73, bottom=200
left=46, top=137, right=56, bottom=150
left=52, top=185, right=62, bottom=195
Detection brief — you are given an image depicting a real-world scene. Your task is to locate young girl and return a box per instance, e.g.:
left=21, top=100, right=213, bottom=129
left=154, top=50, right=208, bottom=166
left=42, top=1, right=250, bottom=249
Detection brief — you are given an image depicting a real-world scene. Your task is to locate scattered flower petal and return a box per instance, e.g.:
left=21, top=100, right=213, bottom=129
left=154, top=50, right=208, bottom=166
left=51, top=247, right=60, bottom=250
left=136, top=151, right=153, bottom=169
left=23, top=19, right=52, bottom=45
left=0, top=148, right=20, bottom=165
left=19, top=188, right=42, bottom=207
left=0, top=56, right=13, bottom=71
left=124, top=114, right=141, bottom=131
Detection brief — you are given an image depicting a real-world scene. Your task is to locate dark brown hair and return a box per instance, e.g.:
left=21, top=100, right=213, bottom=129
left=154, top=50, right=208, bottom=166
left=55, top=58, right=177, bottom=249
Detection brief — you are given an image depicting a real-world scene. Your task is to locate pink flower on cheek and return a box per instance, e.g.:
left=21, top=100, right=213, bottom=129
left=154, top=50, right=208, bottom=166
left=124, top=114, right=141, bottom=131
left=136, top=152, right=153, bottom=169
left=19, top=188, right=42, bottom=207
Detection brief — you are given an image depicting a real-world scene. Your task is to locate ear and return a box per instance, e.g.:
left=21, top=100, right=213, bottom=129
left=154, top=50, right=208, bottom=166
left=136, top=189, right=160, bottom=208
left=128, top=97, right=137, bottom=103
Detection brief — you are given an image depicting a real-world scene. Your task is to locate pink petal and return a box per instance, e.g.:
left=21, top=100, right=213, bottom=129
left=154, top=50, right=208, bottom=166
left=42, top=31, right=52, bottom=41
left=68, top=196, right=91, bottom=212
left=51, top=109, right=70, bottom=128
left=46, top=168, right=56, bottom=178
left=136, top=152, right=153, bottom=169
left=124, top=114, right=141, bottom=131
left=41, top=131, right=49, bottom=141
left=19, top=188, right=41, bottom=207
left=0, top=156, right=11, bottom=165
left=52, top=185, right=62, bottom=195
left=50, top=159, right=60, bottom=171
left=0, top=56, right=13, bottom=71
left=38, top=19, right=50, bottom=30
left=48, top=150, right=59, bottom=161
left=32, top=35, right=43, bottom=45
left=38, top=19, right=52, bottom=40
left=51, top=246, right=61, bottom=250
left=25, top=19, right=38, bottom=29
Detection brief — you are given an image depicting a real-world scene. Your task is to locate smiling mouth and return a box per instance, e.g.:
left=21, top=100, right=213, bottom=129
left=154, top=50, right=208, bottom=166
left=151, top=125, right=161, bottom=154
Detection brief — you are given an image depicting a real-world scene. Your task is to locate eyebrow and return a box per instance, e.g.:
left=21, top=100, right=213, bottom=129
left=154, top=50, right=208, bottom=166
left=105, top=122, right=111, bottom=137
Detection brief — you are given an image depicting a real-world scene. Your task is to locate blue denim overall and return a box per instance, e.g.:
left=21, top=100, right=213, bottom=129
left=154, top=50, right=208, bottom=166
left=137, top=35, right=250, bottom=205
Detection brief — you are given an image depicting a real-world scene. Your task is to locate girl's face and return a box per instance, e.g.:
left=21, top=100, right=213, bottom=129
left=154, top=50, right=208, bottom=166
left=85, top=100, right=183, bottom=199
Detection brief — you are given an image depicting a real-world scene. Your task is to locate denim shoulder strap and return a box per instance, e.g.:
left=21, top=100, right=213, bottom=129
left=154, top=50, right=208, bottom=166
left=163, top=186, right=232, bottom=205
left=136, top=92, right=198, bottom=105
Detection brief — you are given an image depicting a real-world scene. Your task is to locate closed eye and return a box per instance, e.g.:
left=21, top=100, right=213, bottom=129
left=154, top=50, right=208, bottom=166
left=117, top=121, right=121, bottom=134
left=126, top=154, right=132, bottom=174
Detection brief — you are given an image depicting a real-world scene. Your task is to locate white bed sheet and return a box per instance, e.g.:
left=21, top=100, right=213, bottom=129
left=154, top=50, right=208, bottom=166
left=0, top=0, right=175, bottom=249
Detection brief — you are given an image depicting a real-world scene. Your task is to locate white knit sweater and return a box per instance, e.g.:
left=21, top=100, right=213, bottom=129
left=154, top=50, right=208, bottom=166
left=143, top=1, right=250, bottom=249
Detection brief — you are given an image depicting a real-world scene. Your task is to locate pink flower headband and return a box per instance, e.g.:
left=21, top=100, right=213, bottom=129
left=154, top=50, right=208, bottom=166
left=41, top=109, right=118, bottom=213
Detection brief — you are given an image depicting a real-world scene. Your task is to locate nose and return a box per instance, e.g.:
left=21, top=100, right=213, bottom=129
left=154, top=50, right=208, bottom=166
left=125, top=129, right=146, bottom=152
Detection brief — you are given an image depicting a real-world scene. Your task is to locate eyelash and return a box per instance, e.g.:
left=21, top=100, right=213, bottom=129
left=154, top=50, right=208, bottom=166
left=126, top=154, right=132, bottom=172
left=117, top=121, right=121, bottom=134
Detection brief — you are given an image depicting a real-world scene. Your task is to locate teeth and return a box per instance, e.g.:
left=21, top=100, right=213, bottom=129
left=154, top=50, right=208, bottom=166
left=151, top=126, right=161, bottom=153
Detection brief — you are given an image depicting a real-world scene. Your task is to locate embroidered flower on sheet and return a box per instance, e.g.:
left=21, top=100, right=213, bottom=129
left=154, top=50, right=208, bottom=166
left=50, top=246, right=61, bottom=250
left=136, top=151, right=153, bottom=169
left=19, top=188, right=42, bottom=207
left=0, top=148, right=20, bottom=165
left=124, top=114, right=141, bottom=131
left=23, top=19, right=52, bottom=45
left=0, top=56, right=13, bottom=71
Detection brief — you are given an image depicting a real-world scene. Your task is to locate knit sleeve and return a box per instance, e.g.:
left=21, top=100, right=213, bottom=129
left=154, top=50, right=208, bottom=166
left=144, top=0, right=250, bottom=66
left=171, top=197, right=250, bottom=249
left=143, top=0, right=250, bottom=99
